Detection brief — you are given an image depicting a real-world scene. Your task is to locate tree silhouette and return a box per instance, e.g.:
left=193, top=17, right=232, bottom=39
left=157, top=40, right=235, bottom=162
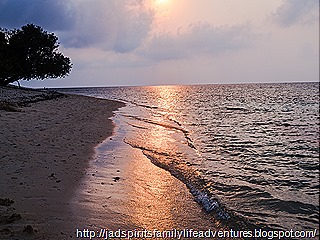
left=0, top=24, right=72, bottom=86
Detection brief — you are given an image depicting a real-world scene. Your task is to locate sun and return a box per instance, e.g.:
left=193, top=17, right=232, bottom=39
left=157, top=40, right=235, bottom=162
left=151, top=0, right=172, bottom=18
left=155, top=0, right=169, bottom=5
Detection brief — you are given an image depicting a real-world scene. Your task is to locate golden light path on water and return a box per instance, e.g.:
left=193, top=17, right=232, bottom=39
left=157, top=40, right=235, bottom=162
left=70, top=86, right=223, bottom=235
left=152, top=85, right=180, bottom=112
left=125, top=148, right=178, bottom=229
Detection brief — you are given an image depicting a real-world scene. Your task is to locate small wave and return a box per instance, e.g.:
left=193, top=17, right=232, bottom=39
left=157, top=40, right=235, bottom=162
left=121, top=99, right=159, bottom=109
left=145, top=151, right=231, bottom=220
left=124, top=140, right=232, bottom=220
left=122, top=114, right=187, bottom=133
left=259, top=198, right=319, bottom=216
left=226, top=106, right=248, bottom=111
left=167, top=117, right=182, bottom=126
left=122, top=114, right=197, bottom=150
left=273, top=152, right=318, bottom=159
left=140, top=149, right=267, bottom=232
left=189, top=187, right=230, bottom=220
left=125, top=121, right=149, bottom=130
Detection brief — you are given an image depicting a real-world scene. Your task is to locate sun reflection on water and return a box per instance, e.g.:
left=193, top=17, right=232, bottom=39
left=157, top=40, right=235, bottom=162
left=148, top=85, right=183, bottom=113
left=125, top=148, right=177, bottom=230
left=124, top=86, right=184, bottom=229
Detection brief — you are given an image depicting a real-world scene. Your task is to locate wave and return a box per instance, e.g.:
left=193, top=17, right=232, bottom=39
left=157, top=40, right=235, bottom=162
left=123, top=140, right=269, bottom=232
left=122, top=114, right=197, bottom=150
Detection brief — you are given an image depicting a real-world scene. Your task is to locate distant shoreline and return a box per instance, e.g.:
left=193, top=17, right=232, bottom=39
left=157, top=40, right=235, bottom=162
left=16, top=80, right=320, bottom=90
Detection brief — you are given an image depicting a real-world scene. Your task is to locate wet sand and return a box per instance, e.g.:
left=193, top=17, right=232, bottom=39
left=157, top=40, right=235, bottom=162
left=71, top=114, right=229, bottom=239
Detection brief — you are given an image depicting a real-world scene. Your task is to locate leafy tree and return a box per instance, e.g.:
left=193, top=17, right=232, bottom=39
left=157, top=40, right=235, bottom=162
left=0, top=30, right=12, bottom=84
left=0, top=24, right=72, bottom=86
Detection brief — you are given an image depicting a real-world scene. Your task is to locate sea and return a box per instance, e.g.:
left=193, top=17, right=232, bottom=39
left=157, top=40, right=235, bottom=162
left=59, top=82, right=319, bottom=233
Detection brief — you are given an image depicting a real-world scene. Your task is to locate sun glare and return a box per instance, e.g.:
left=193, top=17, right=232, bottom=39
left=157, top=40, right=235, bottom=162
left=155, top=0, right=169, bottom=5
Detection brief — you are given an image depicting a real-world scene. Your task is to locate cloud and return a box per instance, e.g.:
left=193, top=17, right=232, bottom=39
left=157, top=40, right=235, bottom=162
left=61, top=0, right=155, bottom=53
left=112, top=3, right=154, bottom=53
left=273, top=0, right=319, bottom=27
left=0, top=0, right=155, bottom=53
left=139, top=22, right=255, bottom=61
left=0, top=0, right=74, bottom=30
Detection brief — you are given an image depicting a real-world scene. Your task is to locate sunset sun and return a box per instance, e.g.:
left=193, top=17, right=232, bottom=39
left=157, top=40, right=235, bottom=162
left=155, top=0, right=169, bottom=5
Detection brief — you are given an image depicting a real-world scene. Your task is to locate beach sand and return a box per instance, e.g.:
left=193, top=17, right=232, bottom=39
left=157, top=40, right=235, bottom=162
left=0, top=88, right=124, bottom=239
left=1, top=87, right=229, bottom=240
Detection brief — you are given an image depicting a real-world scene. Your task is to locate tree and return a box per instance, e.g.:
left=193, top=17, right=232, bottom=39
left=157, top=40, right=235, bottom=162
left=0, top=24, right=72, bottom=86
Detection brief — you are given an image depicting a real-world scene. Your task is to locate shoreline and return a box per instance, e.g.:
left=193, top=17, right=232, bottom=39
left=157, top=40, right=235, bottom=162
left=1, top=86, right=234, bottom=239
left=70, top=109, right=230, bottom=237
left=0, top=87, right=124, bottom=239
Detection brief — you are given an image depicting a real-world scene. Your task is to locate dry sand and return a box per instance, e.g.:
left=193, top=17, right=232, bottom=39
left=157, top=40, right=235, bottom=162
left=0, top=87, right=124, bottom=239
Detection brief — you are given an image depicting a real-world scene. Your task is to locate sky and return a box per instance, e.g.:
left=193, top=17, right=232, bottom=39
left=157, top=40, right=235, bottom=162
left=0, top=0, right=319, bottom=88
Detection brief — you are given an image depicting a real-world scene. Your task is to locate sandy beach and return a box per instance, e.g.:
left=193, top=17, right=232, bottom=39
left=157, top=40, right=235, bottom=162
left=0, top=86, right=124, bottom=239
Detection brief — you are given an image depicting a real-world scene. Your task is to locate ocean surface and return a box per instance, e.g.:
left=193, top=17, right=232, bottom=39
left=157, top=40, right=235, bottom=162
left=59, top=83, right=319, bottom=232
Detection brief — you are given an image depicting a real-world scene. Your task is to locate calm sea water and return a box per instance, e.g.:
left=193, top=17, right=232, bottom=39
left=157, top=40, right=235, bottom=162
left=60, top=83, right=319, bottom=232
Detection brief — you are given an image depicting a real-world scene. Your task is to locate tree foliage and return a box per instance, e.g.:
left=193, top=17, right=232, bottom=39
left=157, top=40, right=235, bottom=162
left=0, top=24, right=72, bottom=86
